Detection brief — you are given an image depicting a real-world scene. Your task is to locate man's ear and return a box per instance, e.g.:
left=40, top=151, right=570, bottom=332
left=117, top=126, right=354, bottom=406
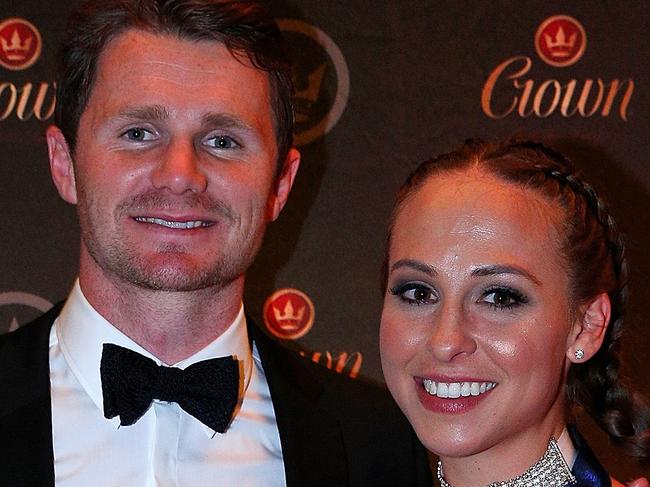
left=567, top=293, right=611, bottom=363
left=267, top=147, right=300, bottom=221
left=46, top=125, right=78, bottom=204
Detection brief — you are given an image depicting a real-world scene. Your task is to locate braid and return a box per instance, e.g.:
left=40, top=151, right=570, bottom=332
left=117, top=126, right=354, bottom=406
left=494, top=140, right=650, bottom=463
left=534, top=147, right=650, bottom=463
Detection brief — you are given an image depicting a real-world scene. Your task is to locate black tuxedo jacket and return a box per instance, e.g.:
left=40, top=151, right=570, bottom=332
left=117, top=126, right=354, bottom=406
left=0, top=305, right=432, bottom=486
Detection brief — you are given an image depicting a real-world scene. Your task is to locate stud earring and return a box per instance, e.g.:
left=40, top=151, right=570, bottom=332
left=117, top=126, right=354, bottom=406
left=574, top=349, right=585, bottom=360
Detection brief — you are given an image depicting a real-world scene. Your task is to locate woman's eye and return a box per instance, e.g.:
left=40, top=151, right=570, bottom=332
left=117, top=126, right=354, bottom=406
left=390, top=284, right=437, bottom=306
left=122, top=127, right=154, bottom=141
left=482, top=288, right=527, bottom=310
left=206, top=135, right=239, bottom=149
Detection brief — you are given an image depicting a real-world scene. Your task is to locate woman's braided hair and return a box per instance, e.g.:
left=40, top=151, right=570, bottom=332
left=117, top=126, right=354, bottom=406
left=385, top=138, right=650, bottom=462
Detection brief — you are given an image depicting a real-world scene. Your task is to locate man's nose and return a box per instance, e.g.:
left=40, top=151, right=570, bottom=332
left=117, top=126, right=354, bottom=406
left=151, top=139, right=208, bottom=194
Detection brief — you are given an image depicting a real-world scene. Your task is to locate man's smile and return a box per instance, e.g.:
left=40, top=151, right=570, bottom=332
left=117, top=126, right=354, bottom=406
left=133, top=216, right=215, bottom=229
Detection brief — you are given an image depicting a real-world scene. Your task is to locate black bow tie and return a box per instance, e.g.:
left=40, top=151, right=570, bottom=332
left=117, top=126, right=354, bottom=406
left=100, top=343, right=240, bottom=433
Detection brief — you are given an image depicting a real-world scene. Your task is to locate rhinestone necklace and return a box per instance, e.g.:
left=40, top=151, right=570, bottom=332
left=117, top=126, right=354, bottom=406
left=436, top=438, right=576, bottom=487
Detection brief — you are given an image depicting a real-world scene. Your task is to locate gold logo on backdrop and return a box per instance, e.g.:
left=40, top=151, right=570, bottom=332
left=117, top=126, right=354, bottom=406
left=0, top=18, right=42, bottom=71
left=0, top=81, right=57, bottom=121
left=535, top=15, right=586, bottom=67
left=0, top=18, right=54, bottom=123
left=273, top=299, right=306, bottom=331
left=263, top=288, right=315, bottom=340
left=481, top=15, right=633, bottom=121
left=262, top=288, right=363, bottom=378
left=301, top=350, right=364, bottom=379
left=277, top=19, right=350, bottom=146
left=2, top=29, right=33, bottom=61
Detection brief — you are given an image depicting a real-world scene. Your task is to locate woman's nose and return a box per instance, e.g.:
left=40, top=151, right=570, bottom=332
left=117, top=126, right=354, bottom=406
left=426, top=306, right=477, bottom=362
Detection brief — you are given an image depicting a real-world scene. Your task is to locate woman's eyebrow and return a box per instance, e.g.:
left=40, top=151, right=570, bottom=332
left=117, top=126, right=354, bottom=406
left=471, top=264, right=541, bottom=285
left=390, top=259, right=437, bottom=277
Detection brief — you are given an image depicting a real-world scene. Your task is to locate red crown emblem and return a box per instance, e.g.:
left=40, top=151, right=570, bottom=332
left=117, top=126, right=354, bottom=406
left=535, top=15, right=586, bottom=68
left=0, top=18, right=42, bottom=71
left=263, top=288, right=315, bottom=340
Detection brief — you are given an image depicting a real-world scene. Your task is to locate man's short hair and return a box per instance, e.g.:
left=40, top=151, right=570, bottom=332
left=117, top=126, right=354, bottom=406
left=56, top=0, right=294, bottom=171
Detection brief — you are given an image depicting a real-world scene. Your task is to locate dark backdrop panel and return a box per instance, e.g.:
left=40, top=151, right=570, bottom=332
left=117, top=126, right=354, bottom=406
left=1, top=0, right=648, bottom=479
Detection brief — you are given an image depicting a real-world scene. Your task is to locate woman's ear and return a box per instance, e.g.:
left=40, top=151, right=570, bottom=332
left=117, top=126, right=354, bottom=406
left=567, top=293, right=611, bottom=363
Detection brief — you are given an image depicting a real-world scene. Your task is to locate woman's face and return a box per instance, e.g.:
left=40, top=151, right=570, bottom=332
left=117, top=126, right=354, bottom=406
left=380, top=169, right=578, bottom=460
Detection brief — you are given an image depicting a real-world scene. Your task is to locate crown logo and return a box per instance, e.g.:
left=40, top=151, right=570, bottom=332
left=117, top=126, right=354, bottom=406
left=543, top=27, right=576, bottom=58
left=1, top=29, right=32, bottom=61
left=273, top=299, right=305, bottom=330
left=294, top=63, right=327, bottom=123
left=534, top=15, right=586, bottom=68
left=264, top=288, right=315, bottom=340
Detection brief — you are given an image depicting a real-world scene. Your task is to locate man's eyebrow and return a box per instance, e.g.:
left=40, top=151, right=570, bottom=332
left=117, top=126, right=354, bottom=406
left=390, top=259, right=438, bottom=276
left=117, top=104, right=170, bottom=121
left=201, top=113, right=255, bottom=132
left=471, top=264, right=541, bottom=285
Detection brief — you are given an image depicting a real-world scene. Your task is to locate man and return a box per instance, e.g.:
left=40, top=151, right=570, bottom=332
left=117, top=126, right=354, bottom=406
left=0, top=1, right=432, bottom=486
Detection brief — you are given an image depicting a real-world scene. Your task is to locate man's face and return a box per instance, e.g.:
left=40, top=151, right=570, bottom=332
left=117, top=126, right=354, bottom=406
left=48, top=29, right=299, bottom=292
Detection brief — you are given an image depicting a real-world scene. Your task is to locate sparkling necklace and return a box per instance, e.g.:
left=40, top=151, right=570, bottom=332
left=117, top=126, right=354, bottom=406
left=436, top=438, right=576, bottom=487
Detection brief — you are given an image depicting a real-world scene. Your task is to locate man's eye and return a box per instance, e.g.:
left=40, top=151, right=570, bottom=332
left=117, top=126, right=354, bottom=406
left=389, top=284, right=437, bottom=306
left=122, top=128, right=154, bottom=141
left=482, top=288, right=527, bottom=310
left=206, top=135, right=239, bottom=149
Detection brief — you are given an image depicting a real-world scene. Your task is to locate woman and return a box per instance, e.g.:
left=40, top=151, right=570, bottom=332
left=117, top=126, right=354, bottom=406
left=380, top=140, right=649, bottom=486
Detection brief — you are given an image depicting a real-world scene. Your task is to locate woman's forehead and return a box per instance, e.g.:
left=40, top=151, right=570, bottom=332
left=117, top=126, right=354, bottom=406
left=391, top=170, right=567, bottom=270
left=402, top=169, right=560, bottom=218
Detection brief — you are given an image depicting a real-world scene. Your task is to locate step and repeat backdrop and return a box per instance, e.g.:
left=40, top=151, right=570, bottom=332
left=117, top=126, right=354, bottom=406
left=1, top=0, right=648, bottom=478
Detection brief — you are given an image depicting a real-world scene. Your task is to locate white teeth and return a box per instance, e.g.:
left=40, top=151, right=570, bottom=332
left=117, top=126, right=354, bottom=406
left=422, top=380, right=497, bottom=399
left=135, top=217, right=209, bottom=229
left=423, top=379, right=436, bottom=395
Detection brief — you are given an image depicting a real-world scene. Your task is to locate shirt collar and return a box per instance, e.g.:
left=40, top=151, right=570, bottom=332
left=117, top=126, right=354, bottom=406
left=55, top=279, right=252, bottom=435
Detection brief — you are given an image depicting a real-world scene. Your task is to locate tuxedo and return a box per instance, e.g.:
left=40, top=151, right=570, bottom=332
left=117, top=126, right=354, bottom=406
left=0, top=304, right=432, bottom=487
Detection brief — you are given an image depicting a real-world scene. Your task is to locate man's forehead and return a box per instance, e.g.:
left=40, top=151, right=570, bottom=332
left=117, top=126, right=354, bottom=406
left=88, top=28, right=270, bottom=104
left=98, top=29, right=239, bottom=74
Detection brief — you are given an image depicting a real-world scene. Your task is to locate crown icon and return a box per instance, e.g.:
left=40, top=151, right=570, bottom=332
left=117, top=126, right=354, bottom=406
left=1, top=29, right=32, bottom=61
left=273, top=299, right=305, bottom=330
left=295, top=63, right=326, bottom=123
left=544, top=26, right=576, bottom=57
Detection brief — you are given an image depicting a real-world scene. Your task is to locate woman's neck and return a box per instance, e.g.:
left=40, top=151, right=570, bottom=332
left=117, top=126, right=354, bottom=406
left=556, top=427, right=577, bottom=469
left=438, top=426, right=575, bottom=487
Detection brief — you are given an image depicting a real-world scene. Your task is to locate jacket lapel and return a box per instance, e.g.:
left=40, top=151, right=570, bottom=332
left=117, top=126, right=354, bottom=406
left=0, top=305, right=60, bottom=487
left=248, top=320, right=350, bottom=487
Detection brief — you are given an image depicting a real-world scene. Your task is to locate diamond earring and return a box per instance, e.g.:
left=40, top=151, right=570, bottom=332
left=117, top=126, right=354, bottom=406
left=574, top=349, right=585, bottom=360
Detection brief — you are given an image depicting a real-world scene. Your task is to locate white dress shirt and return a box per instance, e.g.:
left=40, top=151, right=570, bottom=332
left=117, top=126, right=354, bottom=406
left=50, top=281, right=286, bottom=487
